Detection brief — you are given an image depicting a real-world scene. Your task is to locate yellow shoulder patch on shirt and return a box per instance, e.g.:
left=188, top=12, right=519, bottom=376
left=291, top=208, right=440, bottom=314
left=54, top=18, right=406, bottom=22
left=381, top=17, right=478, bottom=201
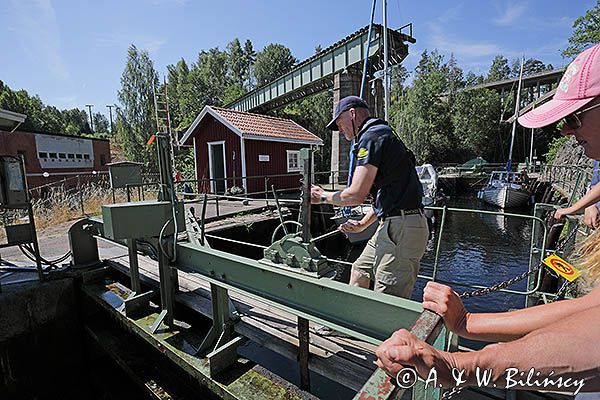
left=357, top=147, right=369, bottom=160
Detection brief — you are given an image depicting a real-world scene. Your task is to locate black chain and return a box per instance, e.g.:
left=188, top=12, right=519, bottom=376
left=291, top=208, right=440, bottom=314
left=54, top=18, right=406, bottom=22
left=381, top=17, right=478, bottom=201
left=441, top=224, right=579, bottom=400
left=458, top=225, right=578, bottom=299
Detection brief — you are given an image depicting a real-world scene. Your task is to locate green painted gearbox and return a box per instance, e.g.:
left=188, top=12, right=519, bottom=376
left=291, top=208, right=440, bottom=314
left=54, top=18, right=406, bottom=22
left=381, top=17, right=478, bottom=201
left=262, top=233, right=331, bottom=277
left=102, top=200, right=185, bottom=240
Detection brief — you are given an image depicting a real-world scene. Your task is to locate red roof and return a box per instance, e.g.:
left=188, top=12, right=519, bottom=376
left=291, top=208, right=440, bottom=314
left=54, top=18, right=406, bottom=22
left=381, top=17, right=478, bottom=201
left=181, top=106, right=322, bottom=145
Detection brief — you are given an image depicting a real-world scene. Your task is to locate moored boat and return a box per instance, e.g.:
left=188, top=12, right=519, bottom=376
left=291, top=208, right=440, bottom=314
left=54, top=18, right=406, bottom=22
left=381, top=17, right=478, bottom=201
left=477, top=171, right=531, bottom=208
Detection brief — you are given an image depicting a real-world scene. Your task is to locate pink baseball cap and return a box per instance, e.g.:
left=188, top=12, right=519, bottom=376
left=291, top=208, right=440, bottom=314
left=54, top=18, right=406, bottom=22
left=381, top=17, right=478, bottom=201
left=519, top=43, right=600, bottom=128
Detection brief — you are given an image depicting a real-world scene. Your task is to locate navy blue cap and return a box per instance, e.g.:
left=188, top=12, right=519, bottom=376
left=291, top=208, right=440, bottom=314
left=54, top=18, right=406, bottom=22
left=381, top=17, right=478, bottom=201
left=326, top=95, right=369, bottom=130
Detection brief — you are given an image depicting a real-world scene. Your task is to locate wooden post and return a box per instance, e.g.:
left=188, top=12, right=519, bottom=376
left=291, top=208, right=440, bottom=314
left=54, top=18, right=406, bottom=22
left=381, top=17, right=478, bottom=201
left=78, top=175, right=84, bottom=215
left=298, top=317, right=310, bottom=391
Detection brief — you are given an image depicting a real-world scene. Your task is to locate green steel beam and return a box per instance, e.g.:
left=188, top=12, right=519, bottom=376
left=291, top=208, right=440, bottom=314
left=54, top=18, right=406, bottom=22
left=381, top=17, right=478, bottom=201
left=80, top=213, right=423, bottom=345
left=225, top=24, right=415, bottom=113
left=353, top=310, right=446, bottom=400
left=175, top=242, right=422, bottom=344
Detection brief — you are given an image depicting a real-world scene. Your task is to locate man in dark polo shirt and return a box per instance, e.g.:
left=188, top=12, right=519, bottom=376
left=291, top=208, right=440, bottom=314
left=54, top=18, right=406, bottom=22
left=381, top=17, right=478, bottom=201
left=311, top=96, right=429, bottom=298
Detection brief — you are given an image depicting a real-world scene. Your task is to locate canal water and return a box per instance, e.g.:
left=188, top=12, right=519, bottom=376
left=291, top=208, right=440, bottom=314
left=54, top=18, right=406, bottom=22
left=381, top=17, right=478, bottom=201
left=1, top=196, right=538, bottom=400
left=231, top=195, right=537, bottom=400
left=414, top=195, right=533, bottom=315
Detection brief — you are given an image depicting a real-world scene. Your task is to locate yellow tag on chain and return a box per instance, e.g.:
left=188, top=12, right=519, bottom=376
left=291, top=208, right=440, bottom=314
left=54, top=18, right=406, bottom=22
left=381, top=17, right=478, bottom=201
left=543, top=254, right=582, bottom=282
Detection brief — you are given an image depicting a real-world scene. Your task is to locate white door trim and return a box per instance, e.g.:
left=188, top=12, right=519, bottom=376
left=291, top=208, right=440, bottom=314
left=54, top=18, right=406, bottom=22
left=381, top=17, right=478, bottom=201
left=207, top=140, right=227, bottom=193
left=193, top=136, right=198, bottom=181
left=240, top=137, right=247, bottom=191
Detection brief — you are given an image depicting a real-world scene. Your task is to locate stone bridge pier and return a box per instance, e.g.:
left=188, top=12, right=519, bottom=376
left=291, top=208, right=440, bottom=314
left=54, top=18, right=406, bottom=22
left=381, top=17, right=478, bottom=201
left=330, top=67, right=383, bottom=184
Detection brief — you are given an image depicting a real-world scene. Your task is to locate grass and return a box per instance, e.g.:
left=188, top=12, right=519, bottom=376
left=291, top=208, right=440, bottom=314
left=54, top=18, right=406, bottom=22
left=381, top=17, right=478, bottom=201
left=0, top=182, right=159, bottom=239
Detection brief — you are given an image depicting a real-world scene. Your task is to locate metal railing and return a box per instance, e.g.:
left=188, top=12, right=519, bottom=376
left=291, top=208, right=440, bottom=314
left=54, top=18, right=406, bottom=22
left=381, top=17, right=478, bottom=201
left=198, top=199, right=567, bottom=305
left=539, top=164, right=592, bottom=204
left=436, top=163, right=506, bottom=178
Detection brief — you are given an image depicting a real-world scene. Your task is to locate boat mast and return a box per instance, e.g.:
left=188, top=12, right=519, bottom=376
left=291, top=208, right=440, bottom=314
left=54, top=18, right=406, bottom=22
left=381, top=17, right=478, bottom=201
left=383, top=0, right=390, bottom=120
left=507, top=57, right=524, bottom=172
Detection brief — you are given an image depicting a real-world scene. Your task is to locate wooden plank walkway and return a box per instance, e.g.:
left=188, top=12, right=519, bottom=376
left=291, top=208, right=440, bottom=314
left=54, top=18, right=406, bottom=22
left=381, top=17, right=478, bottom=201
left=101, top=238, right=378, bottom=393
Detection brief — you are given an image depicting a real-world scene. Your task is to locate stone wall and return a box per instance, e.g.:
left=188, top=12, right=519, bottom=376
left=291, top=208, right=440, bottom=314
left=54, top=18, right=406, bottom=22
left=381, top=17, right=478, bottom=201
left=543, top=137, right=595, bottom=200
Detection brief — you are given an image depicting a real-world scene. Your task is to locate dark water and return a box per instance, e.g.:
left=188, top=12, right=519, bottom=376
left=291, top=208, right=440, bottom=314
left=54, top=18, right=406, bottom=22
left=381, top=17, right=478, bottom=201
left=412, top=195, right=534, bottom=315
left=203, top=196, right=538, bottom=399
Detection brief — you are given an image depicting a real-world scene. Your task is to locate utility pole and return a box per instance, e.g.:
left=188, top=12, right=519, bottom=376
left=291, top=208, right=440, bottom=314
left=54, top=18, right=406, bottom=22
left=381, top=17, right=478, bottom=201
left=85, top=104, right=94, bottom=132
left=106, top=104, right=115, bottom=134
left=382, top=0, right=389, bottom=121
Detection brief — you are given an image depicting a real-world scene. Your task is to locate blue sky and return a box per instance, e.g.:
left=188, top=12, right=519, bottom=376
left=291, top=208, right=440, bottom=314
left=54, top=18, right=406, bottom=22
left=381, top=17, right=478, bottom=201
left=1, top=0, right=594, bottom=120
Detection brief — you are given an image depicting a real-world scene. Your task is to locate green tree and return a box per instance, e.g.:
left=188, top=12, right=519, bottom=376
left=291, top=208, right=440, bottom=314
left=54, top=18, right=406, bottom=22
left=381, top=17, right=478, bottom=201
left=63, top=108, right=91, bottom=134
left=391, top=50, right=454, bottom=163
left=227, top=38, right=246, bottom=87
left=465, top=71, right=485, bottom=87
left=192, top=47, right=231, bottom=106
left=487, top=55, right=511, bottom=82
left=166, top=58, right=194, bottom=129
left=277, top=91, right=332, bottom=173
left=523, top=58, right=547, bottom=76
left=223, top=84, right=245, bottom=105
left=253, top=43, right=297, bottom=86
left=39, top=105, right=65, bottom=133
left=445, top=53, right=464, bottom=100
left=390, top=64, right=409, bottom=103
left=0, top=80, right=94, bottom=135
left=562, top=1, right=600, bottom=58
left=116, top=44, right=159, bottom=169
left=510, top=57, right=548, bottom=78
left=92, top=112, right=110, bottom=133
left=451, top=88, right=502, bottom=160
left=243, top=39, right=257, bottom=89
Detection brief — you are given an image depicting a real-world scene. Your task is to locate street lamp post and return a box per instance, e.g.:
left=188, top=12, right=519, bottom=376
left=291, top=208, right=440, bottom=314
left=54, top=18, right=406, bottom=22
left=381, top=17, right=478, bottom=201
left=106, top=104, right=115, bottom=134
left=85, top=104, right=94, bottom=132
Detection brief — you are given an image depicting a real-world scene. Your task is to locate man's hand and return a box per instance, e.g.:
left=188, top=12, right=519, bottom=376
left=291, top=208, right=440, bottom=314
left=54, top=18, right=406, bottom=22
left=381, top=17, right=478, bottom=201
left=339, top=219, right=366, bottom=233
left=375, top=329, right=456, bottom=388
left=422, top=282, right=469, bottom=337
left=584, top=205, right=600, bottom=229
left=310, top=185, right=324, bottom=204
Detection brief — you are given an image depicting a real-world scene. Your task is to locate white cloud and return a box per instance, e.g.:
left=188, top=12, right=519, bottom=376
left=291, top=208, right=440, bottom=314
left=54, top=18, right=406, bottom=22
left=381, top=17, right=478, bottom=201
left=54, top=95, right=78, bottom=109
left=493, top=3, right=526, bottom=26
left=95, top=32, right=166, bottom=54
left=429, top=24, right=503, bottom=58
left=437, top=3, right=464, bottom=23
left=6, top=0, right=70, bottom=81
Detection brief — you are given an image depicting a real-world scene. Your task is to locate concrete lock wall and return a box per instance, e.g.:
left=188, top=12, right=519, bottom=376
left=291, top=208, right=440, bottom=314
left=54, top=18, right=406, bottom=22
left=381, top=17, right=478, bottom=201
left=0, top=278, right=88, bottom=399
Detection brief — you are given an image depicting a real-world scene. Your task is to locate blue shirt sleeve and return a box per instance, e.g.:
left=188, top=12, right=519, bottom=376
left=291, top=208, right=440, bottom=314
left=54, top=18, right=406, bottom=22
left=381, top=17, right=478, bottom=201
left=355, top=133, right=383, bottom=168
left=591, top=161, right=600, bottom=211
left=591, top=160, right=600, bottom=186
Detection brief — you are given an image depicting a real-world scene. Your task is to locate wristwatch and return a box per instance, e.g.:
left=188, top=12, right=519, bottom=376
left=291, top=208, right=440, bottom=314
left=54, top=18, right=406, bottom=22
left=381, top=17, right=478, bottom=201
left=320, top=193, right=328, bottom=204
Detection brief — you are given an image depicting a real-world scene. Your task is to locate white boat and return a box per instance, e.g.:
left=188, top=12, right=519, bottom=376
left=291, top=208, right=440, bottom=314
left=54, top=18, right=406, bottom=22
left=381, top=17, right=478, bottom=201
left=477, top=171, right=531, bottom=209
left=416, top=163, right=438, bottom=207
left=332, top=204, right=379, bottom=244
left=334, top=164, right=440, bottom=244
left=477, top=58, right=531, bottom=209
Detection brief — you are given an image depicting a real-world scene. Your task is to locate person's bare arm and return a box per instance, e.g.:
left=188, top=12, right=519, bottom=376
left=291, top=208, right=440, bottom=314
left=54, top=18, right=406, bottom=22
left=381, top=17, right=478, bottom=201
left=555, top=183, right=600, bottom=219
left=339, top=208, right=377, bottom=233
left=310, top=165, right=377, bottom=206
left=423, top=282, right=600, bottom=342
left=377, top=304, right=600, bottom=394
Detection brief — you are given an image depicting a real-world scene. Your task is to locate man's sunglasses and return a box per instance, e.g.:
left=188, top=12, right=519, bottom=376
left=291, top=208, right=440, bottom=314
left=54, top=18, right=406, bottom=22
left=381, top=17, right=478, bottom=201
left=562, top=101, right=600, bottom=130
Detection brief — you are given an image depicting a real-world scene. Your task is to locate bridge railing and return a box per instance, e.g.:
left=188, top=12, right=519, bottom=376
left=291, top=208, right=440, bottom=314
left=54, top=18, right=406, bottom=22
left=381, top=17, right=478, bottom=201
left=539, top=164, right=592, bottom=204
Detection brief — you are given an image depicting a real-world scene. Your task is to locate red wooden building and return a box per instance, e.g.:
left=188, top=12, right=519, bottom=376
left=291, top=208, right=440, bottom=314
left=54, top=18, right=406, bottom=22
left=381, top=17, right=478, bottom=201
left=0, top=129, right=111, bottom=189
left=180, top=106, right=322, bottom=194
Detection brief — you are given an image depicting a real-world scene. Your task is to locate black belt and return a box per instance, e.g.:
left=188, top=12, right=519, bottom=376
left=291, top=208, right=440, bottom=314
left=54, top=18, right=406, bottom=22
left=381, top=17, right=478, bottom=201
left=380, top=207, right=423, bottom=220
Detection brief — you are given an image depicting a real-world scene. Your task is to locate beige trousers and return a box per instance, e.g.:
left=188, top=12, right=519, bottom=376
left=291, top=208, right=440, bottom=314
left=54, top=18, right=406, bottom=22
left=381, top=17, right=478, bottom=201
left=352, top=213, right=429, bottom=298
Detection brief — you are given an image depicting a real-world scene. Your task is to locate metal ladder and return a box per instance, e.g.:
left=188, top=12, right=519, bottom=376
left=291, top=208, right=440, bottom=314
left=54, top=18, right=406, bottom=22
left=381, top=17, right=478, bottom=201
left=153, top=78, right=178, bottom=175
